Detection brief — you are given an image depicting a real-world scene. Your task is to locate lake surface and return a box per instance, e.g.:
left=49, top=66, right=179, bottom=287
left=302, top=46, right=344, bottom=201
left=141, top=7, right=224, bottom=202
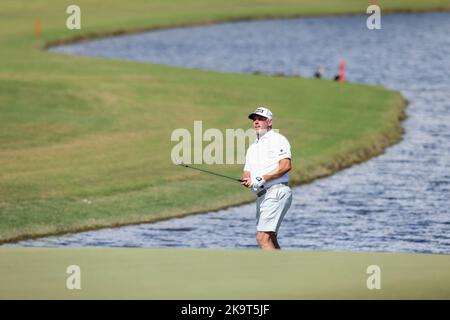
left=10, top=12, right=450, bottom=253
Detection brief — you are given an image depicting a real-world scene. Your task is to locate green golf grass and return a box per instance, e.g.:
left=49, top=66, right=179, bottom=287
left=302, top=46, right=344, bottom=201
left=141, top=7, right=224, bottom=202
left=1, top=0, right=450, bottom=243
left=1, top=247, right=449, bottom=299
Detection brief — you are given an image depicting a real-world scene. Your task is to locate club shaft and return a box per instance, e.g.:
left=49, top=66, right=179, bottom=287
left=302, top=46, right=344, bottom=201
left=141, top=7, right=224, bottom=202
left=179, top=164, right=243, bottom=182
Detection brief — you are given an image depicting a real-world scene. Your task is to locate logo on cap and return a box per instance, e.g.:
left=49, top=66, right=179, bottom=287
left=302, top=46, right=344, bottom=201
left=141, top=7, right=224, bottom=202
left=248, top=107, right=273, bottom=120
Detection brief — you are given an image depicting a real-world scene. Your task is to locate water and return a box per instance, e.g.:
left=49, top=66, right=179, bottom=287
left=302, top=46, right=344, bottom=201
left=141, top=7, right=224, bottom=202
left=10, top=13, right=450, bottom=253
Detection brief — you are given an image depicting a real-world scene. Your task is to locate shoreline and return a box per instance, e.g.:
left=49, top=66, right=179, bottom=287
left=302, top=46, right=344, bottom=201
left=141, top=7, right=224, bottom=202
left=2, top=3, right=431, bottom=245
left=2, top=97, right=408, bottom=245
left=44, top=7, right=450, bottom=49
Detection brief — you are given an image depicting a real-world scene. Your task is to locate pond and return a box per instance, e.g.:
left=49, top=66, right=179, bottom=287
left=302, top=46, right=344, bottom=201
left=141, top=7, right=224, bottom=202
left=11, top=12, right=450, bottom=253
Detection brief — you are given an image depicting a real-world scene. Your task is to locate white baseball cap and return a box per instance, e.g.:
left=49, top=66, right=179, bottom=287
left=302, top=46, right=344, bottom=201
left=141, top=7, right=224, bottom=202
left=248, top=107, right=273, bottom=120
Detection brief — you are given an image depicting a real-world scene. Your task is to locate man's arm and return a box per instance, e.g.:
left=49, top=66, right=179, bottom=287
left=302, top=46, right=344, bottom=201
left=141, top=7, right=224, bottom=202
left=241, top=170, right=252, bottom=188
left=262, top=158, right=292, bottom=183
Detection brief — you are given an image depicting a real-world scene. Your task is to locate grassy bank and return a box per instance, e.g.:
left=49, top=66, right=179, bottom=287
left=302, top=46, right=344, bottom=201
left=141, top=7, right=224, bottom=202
left=1, top=248, right=449, bottom=299
left=1, top=0, right=449, bottom=243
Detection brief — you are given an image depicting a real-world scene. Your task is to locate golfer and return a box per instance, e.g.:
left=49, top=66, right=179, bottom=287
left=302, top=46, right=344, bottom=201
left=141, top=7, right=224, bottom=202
left=241, top=107, right=293, bottom=250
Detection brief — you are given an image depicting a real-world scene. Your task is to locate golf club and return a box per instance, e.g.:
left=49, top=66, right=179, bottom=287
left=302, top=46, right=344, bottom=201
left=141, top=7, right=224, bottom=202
left=176, top=161, right=243, bottom=183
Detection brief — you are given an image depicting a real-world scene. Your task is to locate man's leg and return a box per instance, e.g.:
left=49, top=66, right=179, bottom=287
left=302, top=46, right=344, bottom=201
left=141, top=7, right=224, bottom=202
left=270, top=232, right=281, bottom=249
left=256, top=231, right=280, bottom=250
left=255, top=186, right=292, bottom=250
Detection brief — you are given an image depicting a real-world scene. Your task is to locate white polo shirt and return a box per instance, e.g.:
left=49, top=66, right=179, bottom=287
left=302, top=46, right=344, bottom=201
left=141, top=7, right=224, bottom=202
left=244, top=129, right=291, bottom=189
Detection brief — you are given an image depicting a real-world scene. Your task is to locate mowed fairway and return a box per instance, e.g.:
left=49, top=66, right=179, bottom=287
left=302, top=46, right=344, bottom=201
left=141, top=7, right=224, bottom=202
left=0, top=248, right=449, bottom=299
left=1, top=0, right=450, bottom=243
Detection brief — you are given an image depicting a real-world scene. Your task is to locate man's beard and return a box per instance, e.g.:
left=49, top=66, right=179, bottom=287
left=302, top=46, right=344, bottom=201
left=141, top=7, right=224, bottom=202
left=256, top=128, right=270, bottom=137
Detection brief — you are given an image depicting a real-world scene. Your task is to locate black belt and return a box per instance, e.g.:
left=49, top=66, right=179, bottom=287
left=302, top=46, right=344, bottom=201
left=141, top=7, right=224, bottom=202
left=257, top=189, right=267, bottom=197
left=257, top=182, right=289, bottom=197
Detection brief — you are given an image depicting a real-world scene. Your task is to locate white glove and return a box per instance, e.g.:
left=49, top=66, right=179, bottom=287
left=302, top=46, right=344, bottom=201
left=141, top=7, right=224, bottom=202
left=251, top=176, right=266, bottom=192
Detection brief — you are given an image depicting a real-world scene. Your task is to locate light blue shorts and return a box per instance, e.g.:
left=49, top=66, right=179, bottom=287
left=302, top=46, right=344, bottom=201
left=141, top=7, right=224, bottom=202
left=256, top=184, right=292, bottom=234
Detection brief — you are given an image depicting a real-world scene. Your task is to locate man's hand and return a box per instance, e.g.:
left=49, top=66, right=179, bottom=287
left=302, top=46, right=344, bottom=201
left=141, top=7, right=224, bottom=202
left=241, top=177, right=252, bottom=188
left=241, top=171, right=252, bottom=188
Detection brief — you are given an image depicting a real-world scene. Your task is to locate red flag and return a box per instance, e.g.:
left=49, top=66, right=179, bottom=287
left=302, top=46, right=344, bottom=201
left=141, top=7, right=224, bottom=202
left=339, top=59, right=345, bottom=84
left=35, top=19, right=41, bottom=37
